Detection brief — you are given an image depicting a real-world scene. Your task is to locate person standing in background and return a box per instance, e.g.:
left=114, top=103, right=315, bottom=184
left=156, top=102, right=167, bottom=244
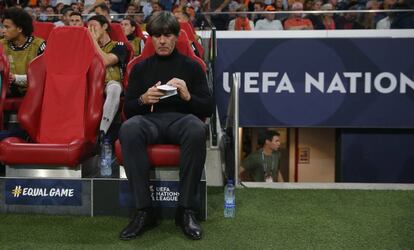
left=241, top=130, right=284, bottom=182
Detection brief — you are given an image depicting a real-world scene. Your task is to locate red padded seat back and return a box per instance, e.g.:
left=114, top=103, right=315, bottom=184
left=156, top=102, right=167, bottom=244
left=179, top=22, right=196, bottom=42
left=175, top=31, right=196, bottom=57
left=134, top=23, right=147, bottom=41
left=33, top=27, right=98, bottom=143
left=179, top=22, right=204, bottom=59
left=109, top=23, right=127, bottom=41
left=176, top=32, right=206, bottom=72
left=33, top=21, right=55, bottom=41
left=140, top=37, right=156, bottom=59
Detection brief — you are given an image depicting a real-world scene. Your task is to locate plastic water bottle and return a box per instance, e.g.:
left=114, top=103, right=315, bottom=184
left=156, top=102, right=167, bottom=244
left=224, top=179, right=235, bottom=218
left=100, top=138, right=112, bottom=177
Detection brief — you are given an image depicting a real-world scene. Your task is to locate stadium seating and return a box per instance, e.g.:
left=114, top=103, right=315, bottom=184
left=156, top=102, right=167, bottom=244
left=115, top=30, right=207, bottom=167
left=133, top=22, right=147, bottom=41
left=0, top=26, right=105, bottom=166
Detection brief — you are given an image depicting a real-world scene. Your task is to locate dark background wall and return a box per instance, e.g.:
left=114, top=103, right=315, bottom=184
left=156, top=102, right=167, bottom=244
left=339, top=129, right=414, bottom=183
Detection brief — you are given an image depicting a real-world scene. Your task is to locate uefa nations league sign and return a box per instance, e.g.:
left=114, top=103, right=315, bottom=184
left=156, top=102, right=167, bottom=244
left=215, top=38, right=414, bottom=128
left=119, top=180, right=180, bottom=208
left=5, top=179, right=82, bottom=206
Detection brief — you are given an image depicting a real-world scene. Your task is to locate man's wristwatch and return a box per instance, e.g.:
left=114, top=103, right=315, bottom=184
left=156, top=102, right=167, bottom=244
left=138, top=95, right=145, bottom=106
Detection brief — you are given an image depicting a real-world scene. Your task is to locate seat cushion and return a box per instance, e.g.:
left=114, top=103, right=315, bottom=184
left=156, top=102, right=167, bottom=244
left=115, top=140, right=180, bottom=167
left=0, top=137, right=93, bottom=166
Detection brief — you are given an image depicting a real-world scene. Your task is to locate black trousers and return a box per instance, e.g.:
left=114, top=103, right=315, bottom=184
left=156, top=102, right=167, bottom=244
left=119, top=112, right=207, bottom=211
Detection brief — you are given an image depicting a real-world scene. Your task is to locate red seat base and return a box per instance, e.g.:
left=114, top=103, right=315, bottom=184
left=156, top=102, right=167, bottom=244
left=0, top=136, right=93, bottom=167
left=115, top=140, right=180, bottom=167
left=4, top=98, right=23, bottom=111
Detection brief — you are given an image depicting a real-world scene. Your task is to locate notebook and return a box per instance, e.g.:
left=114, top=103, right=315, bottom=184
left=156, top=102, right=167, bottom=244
left=157, top=84, right=178, bottom=99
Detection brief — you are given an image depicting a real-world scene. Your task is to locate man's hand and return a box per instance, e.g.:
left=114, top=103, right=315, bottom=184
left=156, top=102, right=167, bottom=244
left=166, top=78, right=191, bottom=101
left=88, top=25, right=99, bottom=41
left=141, top=81, right=165, bottom=104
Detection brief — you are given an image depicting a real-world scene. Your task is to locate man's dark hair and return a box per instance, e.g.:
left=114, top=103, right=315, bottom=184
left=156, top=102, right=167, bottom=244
left=254, top=1, right=266, bottom=8
left=123, top=17, right=137, bottom=29
left=153, top=2, right=165, bottom=10
left=126, top=3, right=137, bottom=10
left=70, top=11, right=82, bottom=18
left=88, top=14, right=111, bottom=33
left=94, top=3, right=110, bottom=14
left=258, top=130, right=280, bottom=146
left=61, top=6, right=73, bottom=15
left=3, top=7, right=34, bottom=37
left=146, top=11, right=180, bottom=37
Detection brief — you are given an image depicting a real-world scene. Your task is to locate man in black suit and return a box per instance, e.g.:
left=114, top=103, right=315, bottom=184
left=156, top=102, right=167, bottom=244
left=119, top=11, right=214, bottom=241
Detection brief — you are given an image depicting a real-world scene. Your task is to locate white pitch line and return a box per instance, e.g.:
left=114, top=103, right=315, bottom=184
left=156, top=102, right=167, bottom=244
left=240, top=182, right=414, bottom=190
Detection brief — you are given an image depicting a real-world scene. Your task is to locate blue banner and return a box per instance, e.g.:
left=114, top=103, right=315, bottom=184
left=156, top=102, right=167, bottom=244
left=119, top=180, right=180, bottom=208
left=340, top=129, right=414, bottom=183
left=5, top=179, right=82, bottom=206
left=214, top=38, right=414, bottom=128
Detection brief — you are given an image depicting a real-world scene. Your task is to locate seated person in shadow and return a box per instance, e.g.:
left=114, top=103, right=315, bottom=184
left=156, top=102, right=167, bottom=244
left=88, top=15, right=128, bottom=142
left=241, top=130, right=285, bottom=182
left=1, top=7, right=45, bottom=98
left=121, top=17, right=142, bottom=57
left=69, top=12, right=84, bottom=27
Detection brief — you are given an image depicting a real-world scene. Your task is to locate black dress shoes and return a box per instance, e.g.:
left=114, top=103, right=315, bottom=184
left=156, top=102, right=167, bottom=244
left=175, top=207, right=203, bottom=240
left=119, top=209, right=157, bottom=240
